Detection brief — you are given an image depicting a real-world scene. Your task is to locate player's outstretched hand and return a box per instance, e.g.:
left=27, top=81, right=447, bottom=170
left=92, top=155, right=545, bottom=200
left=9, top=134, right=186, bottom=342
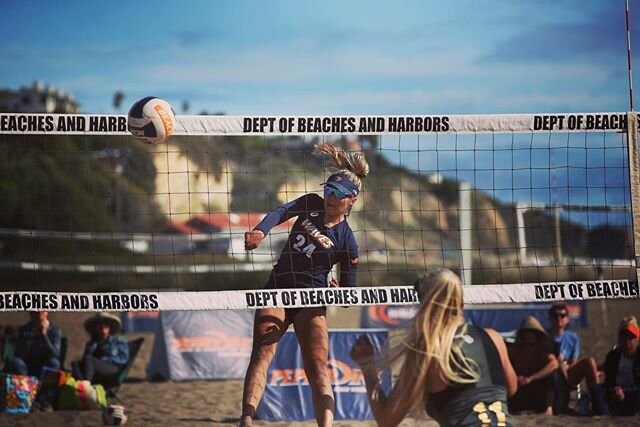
left=245, top=230, right=265, bottom=250
left=350, top=334, right=374, bottom=366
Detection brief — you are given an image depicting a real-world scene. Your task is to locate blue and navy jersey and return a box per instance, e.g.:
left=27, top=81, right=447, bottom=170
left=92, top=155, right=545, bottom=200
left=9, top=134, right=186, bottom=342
left=254, top=193, right=359, bottom=289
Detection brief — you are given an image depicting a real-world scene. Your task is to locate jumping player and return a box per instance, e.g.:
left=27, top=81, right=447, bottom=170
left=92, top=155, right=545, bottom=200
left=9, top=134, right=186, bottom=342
left=239, top=142, right=369, bottom=427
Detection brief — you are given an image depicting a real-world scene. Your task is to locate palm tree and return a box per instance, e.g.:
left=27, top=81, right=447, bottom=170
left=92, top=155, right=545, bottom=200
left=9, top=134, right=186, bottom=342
left=113, top=91, right=125, bottom=111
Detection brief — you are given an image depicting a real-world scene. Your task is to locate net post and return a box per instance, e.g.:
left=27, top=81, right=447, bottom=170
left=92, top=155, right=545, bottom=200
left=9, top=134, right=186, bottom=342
left=459, top=181, right=472, bottom=286
left=626, top=111, right=640, bottom=283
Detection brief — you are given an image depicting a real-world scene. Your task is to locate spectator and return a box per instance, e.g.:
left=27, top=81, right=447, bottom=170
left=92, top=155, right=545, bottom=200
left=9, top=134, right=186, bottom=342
left=547, top=302, right=604, bottom=414
left=600, top=316, right=640, bottom=416
left=508, top=316, right=558, bottom=415
left=72, top=312, right=129, bottom=387
left=5, top=311, right=62, bottom=377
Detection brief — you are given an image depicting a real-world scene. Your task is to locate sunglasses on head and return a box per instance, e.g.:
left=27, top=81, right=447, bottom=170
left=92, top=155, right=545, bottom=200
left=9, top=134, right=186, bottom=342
left=324, top=186, right=352, bottom=200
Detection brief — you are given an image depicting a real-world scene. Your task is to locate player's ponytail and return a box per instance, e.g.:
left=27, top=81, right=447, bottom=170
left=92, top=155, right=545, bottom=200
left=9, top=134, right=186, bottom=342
left=314, top=142, right=369, bottom=193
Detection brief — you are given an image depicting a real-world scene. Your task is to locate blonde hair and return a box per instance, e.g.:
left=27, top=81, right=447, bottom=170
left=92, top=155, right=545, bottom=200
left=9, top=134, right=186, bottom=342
left=394, top=269, right=479, bottom=411
left=620, top=315, right=638, bottom=331
left=314, top=142, right=369, bottom=192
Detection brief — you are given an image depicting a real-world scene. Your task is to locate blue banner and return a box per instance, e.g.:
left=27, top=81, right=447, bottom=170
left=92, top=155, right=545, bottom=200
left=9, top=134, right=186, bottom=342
left=146, top=310, right=253, bottom=381
left=256, top=329, right=391, bottom=421
left=361, top=302, right=587, bottom=332
left=121, top=311, right=159, bottom=333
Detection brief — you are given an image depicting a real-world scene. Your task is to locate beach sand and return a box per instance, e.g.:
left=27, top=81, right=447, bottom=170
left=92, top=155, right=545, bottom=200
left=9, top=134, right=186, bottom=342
left=0, top=298, right=638, bottom=426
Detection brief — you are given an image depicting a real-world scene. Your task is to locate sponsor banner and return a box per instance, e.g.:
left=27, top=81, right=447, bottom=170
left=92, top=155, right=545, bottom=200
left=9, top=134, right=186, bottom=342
left=0, top=281, right=635, bottom=312
left=0, top=112, right=630, bottom=136
left=121, top=311, right=159, bottom=334
left=256, top=329, right=391, bottom=421
left=361, top=302, right=588, bottom=332
left=147, top=310, right=253, bottom=381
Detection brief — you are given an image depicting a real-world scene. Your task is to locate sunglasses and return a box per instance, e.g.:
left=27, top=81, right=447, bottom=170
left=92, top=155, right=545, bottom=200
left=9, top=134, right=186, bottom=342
left=619, top=332, right=638, bottom=341
left=324, top=186, right=352, bottom=200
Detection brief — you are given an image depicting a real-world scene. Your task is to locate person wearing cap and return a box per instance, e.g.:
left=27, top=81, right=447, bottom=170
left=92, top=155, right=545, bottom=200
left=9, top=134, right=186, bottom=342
left=547, top=302, right=604, bottom=414
left=507, top=316, right=558, bottom=415
left=240, top=143, right=369, bottom=427
left=600, top=316, right=640, bottom=415
left=5, top=311, right=62, bottom=377
left=71, top=312, right=129, bottom=386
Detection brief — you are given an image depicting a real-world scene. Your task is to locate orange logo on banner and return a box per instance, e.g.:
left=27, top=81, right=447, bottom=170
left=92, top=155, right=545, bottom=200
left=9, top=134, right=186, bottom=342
left=269, top=359, right=364, bottom=387
left=368, top=306, right=401, bottom=326
left=171, top=330, right=251, bottom=352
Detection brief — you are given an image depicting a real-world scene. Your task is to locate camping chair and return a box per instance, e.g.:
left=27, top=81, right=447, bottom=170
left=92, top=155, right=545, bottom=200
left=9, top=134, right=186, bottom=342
left=2, top=335, right=67, bottom=373
left=105, top=337, right=145, bottom=397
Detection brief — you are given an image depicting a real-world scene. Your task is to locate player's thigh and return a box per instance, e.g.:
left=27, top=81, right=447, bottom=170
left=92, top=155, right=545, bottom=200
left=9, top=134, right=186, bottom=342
left=252, top=307, right=288, bottom=346
left=293, top=307, right=329, bottom=363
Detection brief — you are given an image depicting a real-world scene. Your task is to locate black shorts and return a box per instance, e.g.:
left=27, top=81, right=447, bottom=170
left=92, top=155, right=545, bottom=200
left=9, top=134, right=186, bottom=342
left=284, top=306, right=327, bottom=324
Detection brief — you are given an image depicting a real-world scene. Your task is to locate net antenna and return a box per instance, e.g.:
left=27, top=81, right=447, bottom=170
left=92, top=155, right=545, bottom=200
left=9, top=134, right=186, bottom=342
left=627, top=0, right=635, bottom=111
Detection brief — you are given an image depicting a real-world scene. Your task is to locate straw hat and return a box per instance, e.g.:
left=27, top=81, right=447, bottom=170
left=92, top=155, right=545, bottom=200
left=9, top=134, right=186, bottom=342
left=84, top=312, right=122, bottom=335
left=517, top=315, right=548, bottom=336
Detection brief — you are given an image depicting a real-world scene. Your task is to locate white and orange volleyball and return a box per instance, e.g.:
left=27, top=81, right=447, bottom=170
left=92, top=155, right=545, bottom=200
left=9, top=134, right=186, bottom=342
left=127, top=97, right=176, bottom=144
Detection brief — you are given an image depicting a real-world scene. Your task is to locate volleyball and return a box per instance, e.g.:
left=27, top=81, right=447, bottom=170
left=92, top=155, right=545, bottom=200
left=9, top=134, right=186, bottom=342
left=127, top=96, right=176, bottom=144
left=102, top=404, right=128, bottom=425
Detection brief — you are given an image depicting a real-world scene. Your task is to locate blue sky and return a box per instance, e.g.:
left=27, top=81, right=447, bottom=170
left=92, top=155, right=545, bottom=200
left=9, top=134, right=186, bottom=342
left=1, top=1, right=638, bottom=115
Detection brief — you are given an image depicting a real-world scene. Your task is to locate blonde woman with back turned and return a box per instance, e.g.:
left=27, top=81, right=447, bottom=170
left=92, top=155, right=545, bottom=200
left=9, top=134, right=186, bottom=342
left=351, top=269, right=518, bottom=427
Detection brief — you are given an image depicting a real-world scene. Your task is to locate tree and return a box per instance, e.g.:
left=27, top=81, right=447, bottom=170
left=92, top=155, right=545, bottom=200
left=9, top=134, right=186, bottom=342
left=113, top=91, right=125, bottom=111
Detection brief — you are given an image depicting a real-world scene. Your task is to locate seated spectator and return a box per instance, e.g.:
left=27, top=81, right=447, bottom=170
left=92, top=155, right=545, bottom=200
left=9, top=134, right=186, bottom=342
left=5, top=311, right=62, bottom=377
left=508, top=316, right=558, bottom=415
left=72, top=312, right=129, bottom=387
left=547, top=302, right=605, bottom=414
left=600, top=316, right=640, bottom=416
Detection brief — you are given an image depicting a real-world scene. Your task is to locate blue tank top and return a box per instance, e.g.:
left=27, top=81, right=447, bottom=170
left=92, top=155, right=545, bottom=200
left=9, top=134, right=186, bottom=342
left=426, top=324, right=513, bottom=427
left=254, top=193, right=359, bottom=289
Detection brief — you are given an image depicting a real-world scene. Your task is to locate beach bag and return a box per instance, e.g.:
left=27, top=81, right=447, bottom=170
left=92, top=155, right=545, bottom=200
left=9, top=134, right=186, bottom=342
left=57, top=377, right=107, bottom=410
left=0, top=373, right=39, bottom=413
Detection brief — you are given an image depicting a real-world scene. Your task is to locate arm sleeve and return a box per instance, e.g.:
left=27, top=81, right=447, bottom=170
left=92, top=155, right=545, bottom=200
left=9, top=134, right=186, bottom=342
left=254, top=194, right=312, bottom=236
left=338, top=230, right=359, bottom=287
left=38, top=326, right=61, bottom=359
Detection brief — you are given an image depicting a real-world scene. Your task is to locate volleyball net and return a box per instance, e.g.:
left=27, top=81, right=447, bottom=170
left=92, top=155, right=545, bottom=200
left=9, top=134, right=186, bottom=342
left=0, top=111, right=638, bottom=311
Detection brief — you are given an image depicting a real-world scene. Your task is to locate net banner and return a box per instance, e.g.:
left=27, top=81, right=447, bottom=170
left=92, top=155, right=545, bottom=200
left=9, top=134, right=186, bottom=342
left=256, top=329, right=391, bottom=421
left=0, top=112, right=630, bottom=135
left=0, top=281, right=635, bottom=312
left=1, top=110, right=638, bottom=309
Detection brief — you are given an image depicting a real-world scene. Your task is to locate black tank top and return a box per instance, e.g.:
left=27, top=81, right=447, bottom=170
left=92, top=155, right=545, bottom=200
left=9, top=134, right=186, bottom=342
left=425, top=324, right=513, bottom=427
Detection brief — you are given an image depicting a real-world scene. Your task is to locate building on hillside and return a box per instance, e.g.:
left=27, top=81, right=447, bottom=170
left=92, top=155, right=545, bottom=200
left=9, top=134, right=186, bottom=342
left=0, top=80, right=79, bottom=113
left=185, top=213, right=292, bottom=261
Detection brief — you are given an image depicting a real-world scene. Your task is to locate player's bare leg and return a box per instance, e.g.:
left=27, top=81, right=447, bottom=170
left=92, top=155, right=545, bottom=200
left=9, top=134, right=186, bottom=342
left=240, top=308, right=289, bottom=427
left=294, top=308, right=334, bottom=427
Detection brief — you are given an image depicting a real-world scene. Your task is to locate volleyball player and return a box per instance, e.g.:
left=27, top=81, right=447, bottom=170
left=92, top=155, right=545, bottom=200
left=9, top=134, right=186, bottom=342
left=351, top=269, right=518, bottom=427
left=239, top=143, right=369, bottom=427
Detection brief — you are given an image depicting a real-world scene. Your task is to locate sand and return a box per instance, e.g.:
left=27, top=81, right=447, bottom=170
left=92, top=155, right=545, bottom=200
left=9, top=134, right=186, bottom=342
left=0, top=298, right=638, bottom=426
